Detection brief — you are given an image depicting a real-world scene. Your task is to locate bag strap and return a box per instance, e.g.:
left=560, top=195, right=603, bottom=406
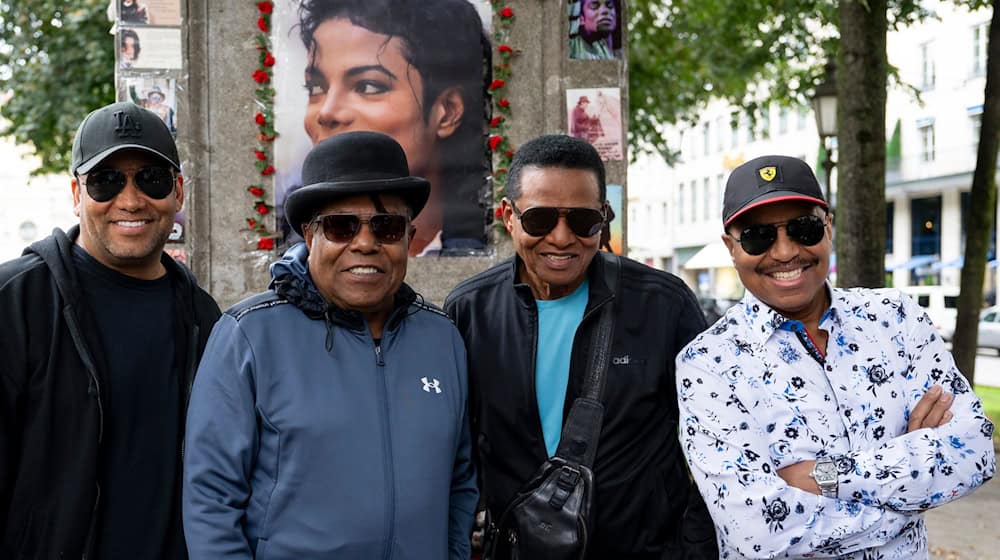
left=552, top=253, right=619, bottom=469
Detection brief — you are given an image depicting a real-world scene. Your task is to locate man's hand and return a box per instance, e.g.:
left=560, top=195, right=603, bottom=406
left=908, top=385, right=954, bottom=432
left=777, top=460, right=820, bottom=495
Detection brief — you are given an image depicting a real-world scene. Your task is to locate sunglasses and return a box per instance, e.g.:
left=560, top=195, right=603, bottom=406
left=81, top=166, right=176, bottom=203
left=510, top=201, right=605, bottom=238
left=730, top=214, right=827, bottom=256
left=311, top=213, right=410, bottom=244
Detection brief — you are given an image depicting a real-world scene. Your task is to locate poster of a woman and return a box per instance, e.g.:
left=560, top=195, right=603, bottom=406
left=272, top=0, right=493, bottom=256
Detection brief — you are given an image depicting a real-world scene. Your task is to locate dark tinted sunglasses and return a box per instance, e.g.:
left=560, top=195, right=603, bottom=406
left=81, top=166, right=176, bottom=203
left=510, top=201, right=605, bottom=237
left=730, top=214, right=827, bottom=256
left=312, top=213, right=409, bottom=244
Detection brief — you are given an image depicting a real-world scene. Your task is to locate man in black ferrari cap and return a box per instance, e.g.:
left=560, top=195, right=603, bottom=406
left=675, top=155, right=994, bottom=558
left=183, top=131, right=477, bottom=559
left=0, top=102, right=220, bottom=558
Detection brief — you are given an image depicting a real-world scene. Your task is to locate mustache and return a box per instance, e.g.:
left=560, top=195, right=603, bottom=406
left=756, top=257, right=820, bottom=275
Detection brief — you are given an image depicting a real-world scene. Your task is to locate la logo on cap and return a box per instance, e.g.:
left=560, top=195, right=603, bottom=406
left=113, top=110, right=143, bottom=139
left=758, top=166, right=777, bottom=182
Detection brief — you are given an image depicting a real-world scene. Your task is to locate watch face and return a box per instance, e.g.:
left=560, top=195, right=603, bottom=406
left=815, top=462, right=838, bottom=482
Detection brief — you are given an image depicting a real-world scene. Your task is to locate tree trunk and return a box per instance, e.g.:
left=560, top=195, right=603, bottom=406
left=835, top=0, right=888, bottom=288
left=952, top=0, right=1000, bottom=386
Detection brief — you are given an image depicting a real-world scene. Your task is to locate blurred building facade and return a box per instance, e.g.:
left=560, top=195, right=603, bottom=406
left=629, top=0, right=998, bottom=303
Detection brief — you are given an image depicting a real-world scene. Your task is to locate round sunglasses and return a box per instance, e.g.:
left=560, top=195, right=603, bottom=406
left=80, top=166, right=176, bottom=203
left=311, top=213, right=410, bottom=244
left=729, top=214, right=827, bottom=256
left=510, top=200, right=605, bottom=238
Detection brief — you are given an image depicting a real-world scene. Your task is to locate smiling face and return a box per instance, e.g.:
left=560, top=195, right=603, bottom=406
left=723, top=200, right=832, bottom=323
left=304, top=194, right=411, bottom=333
left=72, top=150, right=183, bottom=280
left=580, top=0, right=616, bottom=35
left=503, top=166, right=602, bottom=300
left=303, top=18, right=451, bottom=178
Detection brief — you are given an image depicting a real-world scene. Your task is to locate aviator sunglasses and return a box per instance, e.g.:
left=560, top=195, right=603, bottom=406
left=510, top=200, right=605, bottom=238
left=80, top=166, right=176, bottom=203
left=311, top=213, right=410, bottom=244
left=729, top=214, right=827, bottom=256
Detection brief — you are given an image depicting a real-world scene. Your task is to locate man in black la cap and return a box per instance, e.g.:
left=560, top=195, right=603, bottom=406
left=0, top=101, right=221, bottom=558
left=674, top=155, right=994, bottom=558
left=183, top=131, right=477, bottom=559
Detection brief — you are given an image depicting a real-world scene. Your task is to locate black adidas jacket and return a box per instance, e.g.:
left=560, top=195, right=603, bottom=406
left=444, top=252, right=718, bottom=559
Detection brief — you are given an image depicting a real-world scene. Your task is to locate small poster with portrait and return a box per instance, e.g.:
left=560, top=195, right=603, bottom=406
left=119, top=0, right=182, bottom=26
left=118, top=27, right=183, bottom=70
left=568, top=0, right=623, bottom=60
left=602, top=184, right=623, bottom=254
left=122, top=77, right=178, bottom=136
left=270, top=0, right=494, bottom=256
left=566, top=87, right=623, bottom=161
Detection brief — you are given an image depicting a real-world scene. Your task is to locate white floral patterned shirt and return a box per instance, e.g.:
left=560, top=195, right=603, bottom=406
left=676, top=286, right=996, bottom=559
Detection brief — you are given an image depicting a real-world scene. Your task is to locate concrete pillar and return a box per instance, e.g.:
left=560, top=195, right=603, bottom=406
left=892, top=194, right=912, bottom=288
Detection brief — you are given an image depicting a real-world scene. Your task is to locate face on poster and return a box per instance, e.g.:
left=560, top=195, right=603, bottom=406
left=270, top=0, right=493, bottom=256
left=118, top=27, right=182, bottom=70
left=122, top=77, right=177, bottom=136
left=566, top=87, right=623, bottom=161
left=602, top=184, right=623, bottom=254
left=119, top=0, right=182, bottom=25
left=568, top=0, right=622, bottom=60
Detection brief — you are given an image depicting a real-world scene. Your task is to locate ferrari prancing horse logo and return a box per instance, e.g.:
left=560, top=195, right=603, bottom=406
left=758, top=166, right=777, bottom=182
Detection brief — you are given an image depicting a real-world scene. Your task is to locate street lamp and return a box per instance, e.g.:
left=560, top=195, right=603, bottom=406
left=811, top=61, right=838, bottom=207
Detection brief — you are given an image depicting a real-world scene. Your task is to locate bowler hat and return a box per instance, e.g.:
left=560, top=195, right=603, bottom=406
left=284, top=131, right=431, bottom=236
left=722, top=155, right=827, bottom=227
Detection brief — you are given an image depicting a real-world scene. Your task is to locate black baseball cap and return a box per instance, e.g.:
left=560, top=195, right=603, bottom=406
left=71, top=102, right=180, bottom=175
left=722, top=155, right=828, bottom=227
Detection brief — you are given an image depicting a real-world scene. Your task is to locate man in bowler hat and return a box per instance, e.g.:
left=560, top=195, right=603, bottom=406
left=183, top=131, right=478, bottom=559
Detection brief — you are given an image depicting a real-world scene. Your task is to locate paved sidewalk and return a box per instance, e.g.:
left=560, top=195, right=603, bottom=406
left=926, top=475, right=1000, bottom=559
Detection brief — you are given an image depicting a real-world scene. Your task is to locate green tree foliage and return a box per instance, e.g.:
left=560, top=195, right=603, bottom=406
left=0, top=0, right=115, bottom=175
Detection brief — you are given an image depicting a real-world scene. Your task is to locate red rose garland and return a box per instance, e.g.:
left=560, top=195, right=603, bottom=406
left=248, top=0, right=277, bottom=249
left=489, top=2, right=518, bottom=233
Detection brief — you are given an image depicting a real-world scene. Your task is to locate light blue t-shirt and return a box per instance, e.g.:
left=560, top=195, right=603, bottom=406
left=535, top=278, right=589, bottom=457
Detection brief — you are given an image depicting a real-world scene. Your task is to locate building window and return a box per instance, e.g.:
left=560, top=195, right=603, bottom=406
left=797, top=106, right=808, bottom=130
left=778, top=106, right=789, bottom=134
left=761, top=106, right=772, bottom=139
left=744, top=116, right=756, bottom=143
left=689, top=180, right=697, bottom=221
left=702, top=122, right=711, bottom=157
left=678, top=183, right=685, bottom=224
left=973, top=22, right=988, bottom=77
left=920, top=42, right=935, bottom=90
left=715, top=117, right=725, bottom=152
left=731, top=119, right=739, bottom=148
left=919, top=123, right=935, bottom=162
left=911, top=196, right=941, bottom=257
left=703, top=177, right=711, bottom=222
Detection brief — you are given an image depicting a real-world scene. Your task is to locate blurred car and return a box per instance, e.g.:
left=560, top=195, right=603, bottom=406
left=979, top=306, right=1000, bottom=353
left=901, top=285, right=959, bottom=340
left=699, top=296, right=738, bottom=325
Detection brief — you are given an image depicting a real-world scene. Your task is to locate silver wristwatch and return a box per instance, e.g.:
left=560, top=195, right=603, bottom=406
left=810, top=457, right=839, bottom=498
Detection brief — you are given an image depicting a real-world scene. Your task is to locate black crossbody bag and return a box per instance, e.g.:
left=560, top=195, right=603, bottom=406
left=488, top=254, right=619, bottom=560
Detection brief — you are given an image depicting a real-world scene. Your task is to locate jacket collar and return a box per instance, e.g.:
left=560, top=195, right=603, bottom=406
left=269, top=242, right=417, bottom=332
left=508, top=252, right=615, bottom=311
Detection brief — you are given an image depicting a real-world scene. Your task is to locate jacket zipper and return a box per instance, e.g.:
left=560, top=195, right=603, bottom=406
left=374, top=340, right=397, bottom=560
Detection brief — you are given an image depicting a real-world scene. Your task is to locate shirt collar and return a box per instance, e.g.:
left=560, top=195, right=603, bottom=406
left=739, top=282, right=840, bottom=342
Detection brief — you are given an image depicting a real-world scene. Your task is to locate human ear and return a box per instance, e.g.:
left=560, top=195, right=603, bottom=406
left=430, top=87, right=465, bottom=140
left=501, top=198, right=515, bottom=234
left=71, top=178, right=83, bottom=217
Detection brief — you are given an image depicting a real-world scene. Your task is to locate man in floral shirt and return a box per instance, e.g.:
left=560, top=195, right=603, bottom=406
left=676, top=154, right=996, bottom=559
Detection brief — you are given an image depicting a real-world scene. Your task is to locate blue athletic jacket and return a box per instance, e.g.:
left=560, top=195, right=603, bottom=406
left=183, top=243, right=477, bottom=559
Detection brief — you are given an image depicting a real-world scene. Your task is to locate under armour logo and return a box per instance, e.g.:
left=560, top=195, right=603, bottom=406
left=113, top=110, right=143, bottom=138
left=421, top=377, right=442, bottom=394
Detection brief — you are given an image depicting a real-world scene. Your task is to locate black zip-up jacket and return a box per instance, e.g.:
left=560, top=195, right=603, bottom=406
left=444, top=253, right=718, bottom=559
left=0, top=227, right=221, bottom=559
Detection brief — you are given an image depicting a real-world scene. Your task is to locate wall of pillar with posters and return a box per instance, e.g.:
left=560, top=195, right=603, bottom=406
left=113, top=0, right=188, bottom=264
left=171, top=0, right=628, bottom=307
